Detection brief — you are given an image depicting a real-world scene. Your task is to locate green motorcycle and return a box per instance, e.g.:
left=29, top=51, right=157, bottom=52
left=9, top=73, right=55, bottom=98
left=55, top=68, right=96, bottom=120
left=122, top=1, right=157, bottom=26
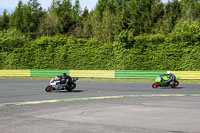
left=152, top=75, right=180, bottom=88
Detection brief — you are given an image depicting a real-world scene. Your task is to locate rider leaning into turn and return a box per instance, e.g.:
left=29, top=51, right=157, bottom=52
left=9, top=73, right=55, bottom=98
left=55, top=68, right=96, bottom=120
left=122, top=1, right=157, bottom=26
left=58, top=73, right=72, bottom=86
left=163, top=71, right=176, bottom=87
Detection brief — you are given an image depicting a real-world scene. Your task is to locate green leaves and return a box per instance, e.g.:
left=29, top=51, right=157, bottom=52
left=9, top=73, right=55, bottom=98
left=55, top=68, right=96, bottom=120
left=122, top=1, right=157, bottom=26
left=1, top=0, right=200, bottom=70
left=0, top=22, right=200, bottom=70
left=0, top=29, right=27, bottom=52
left=0, top=9, right=10, bottom=30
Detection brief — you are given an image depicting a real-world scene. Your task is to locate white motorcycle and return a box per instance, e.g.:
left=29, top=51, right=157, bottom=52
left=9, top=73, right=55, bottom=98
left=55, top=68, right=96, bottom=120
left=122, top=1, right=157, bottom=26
left=45, top=77, right=78, bottom=92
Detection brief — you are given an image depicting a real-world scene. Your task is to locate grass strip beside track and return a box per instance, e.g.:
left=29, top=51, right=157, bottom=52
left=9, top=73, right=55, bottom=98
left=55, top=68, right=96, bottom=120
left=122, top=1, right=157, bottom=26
left=0, top=76, right=200, bottom=84
left=0, top=94, right=200, bottom=108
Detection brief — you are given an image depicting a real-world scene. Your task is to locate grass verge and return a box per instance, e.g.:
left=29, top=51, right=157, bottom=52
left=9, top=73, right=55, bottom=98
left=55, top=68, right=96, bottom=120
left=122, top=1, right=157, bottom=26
left=0, top=76, right=200, bottom=84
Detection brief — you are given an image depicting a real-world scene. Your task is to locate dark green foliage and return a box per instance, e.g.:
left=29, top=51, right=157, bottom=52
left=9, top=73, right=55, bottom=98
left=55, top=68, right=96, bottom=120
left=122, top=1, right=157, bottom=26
left=38, top=12, right=59, bottom=36
left=0, top=9, right=10, bottom=30
left=72, top=0, right=81, bottom=21
left=9, top=0, right=44, bottom=38
left=0, top=29, right=27, bottom=52
left=1, top=20, right=200, bottom=70
left=0, top=0, right=200, bottom=71
left=9, top=0, right=24, bottom=31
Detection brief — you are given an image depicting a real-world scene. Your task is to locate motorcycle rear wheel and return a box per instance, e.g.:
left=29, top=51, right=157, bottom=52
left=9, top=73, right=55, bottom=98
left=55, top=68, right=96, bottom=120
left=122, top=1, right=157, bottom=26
left=67, top=83, right=76, bottom=92
left=171, top=81, right=179, bottom=88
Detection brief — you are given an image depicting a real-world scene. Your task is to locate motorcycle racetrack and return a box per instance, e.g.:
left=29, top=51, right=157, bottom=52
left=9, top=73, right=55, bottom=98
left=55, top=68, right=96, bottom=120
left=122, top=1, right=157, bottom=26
left=0, top=79, right=200, bottom=133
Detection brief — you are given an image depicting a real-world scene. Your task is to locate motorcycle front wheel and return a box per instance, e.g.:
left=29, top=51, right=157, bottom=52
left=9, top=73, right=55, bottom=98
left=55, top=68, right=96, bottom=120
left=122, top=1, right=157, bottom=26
left=152, top=83, right=159, bottom=88
left=45, top=86, right=53, bottom=92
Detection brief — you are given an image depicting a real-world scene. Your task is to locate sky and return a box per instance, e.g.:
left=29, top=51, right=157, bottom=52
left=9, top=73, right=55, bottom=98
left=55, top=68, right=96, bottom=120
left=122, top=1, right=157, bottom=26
left=0, top=0, right=169, bottom=15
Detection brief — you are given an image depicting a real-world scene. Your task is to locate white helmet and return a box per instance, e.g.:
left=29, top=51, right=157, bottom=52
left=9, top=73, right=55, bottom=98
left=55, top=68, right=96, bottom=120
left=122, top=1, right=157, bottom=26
left=167, top=71, right=171, bottom=74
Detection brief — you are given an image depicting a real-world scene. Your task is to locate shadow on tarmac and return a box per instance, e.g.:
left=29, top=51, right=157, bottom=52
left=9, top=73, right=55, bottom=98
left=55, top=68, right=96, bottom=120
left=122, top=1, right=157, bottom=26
left=51, top=90, right=87, bottom=93
left=154, top=87, right=184, bottom=89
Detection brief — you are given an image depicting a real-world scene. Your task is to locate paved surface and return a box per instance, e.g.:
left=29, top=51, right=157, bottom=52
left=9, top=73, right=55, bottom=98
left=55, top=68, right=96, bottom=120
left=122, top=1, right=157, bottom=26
left=0, top=79, right=200, bottom=133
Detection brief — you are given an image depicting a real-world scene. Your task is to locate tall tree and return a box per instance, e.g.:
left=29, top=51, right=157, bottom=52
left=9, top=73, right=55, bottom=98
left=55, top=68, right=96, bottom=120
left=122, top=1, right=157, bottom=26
left=25, top=0, right=44, bottom=33
left=49, top=0, right=74, bottom=34
left=61, top=0, right=72, bottom=13
left=81, top=7, right=93, bottom=38
left=181, top=0, right=200, bottom=20
left=95, top=0, right=108, bottom=20
left=0, top=9, right=10, bottom=30
left=164, top=0, right=181, bottom=32
left=49, top=0, right=61, bottom=14
left=72, top=0, right=81, bottom=22
left=38, top=12, right=59, bottom=36
left=9, top=0, right=44, bottom=37
left=9, top=0, right=24, bottom=31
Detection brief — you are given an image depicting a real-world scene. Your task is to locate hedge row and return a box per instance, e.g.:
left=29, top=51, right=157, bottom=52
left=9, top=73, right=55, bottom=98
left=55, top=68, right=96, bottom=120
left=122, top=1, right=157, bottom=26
left=0, top=20, right=200, bottom=70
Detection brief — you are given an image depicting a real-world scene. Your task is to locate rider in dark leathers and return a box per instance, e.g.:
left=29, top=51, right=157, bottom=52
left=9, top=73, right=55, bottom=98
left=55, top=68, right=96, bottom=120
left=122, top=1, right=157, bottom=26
left=58, top=73, right=72, bottom=86
left=163, top=71, right=176, bottom=87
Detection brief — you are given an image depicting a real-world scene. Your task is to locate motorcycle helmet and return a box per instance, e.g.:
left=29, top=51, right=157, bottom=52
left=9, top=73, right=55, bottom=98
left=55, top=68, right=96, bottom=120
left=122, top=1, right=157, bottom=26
left=167, top=71, right=171, bottom=74
left=61, top=73, right=67, bottom=78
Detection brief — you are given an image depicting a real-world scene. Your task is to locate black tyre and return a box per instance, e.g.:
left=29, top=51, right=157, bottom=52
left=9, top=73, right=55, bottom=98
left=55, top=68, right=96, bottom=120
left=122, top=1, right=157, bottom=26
left=45, top=86, right=53, bottom=92
left=67, top=83, right=76, bottom=92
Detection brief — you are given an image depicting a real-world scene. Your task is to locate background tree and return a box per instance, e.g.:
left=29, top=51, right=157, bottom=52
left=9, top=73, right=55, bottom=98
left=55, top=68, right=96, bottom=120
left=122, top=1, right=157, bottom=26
left=48, top=0, right=61, bottom=14
left=49, top=0, right=74, bottom=34
left=38, top=12, right=59, bottom=36
left=23, top=0, right=44, bottom=37
left=70, top=0, right=82, bottom=37
left=1, top=0, right=200, bottom=70
left=72, top=0, right=81, bottom=22
left=180, top=0, right=200, bottom=20
left=81, top=7, right=93, bottom=39
left=9, top=0, right=24, bottom=31
left=0, top=9, right=10, bottom=30
left=9, top=0, right=44, bottom=38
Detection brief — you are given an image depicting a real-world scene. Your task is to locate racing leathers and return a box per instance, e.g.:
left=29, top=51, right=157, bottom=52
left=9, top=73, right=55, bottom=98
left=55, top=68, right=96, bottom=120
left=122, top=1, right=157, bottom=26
left=163, top=73, right=176, bottom=87
left=58, top=75, right=72, bottom=85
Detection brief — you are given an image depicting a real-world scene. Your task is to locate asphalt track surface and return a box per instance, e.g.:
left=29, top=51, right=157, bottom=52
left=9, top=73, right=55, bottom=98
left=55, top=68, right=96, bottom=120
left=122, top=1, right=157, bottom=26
left=0, top=79, right=200, bottom=133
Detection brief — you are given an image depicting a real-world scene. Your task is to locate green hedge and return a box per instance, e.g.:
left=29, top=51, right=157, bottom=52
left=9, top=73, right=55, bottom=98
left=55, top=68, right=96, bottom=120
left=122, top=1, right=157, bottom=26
left=0, top=20, right=200, bottom=70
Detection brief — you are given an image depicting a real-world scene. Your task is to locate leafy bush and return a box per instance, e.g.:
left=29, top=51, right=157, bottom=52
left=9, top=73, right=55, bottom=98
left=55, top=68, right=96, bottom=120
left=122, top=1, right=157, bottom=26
left=1, top=20, right=200, bottom=70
